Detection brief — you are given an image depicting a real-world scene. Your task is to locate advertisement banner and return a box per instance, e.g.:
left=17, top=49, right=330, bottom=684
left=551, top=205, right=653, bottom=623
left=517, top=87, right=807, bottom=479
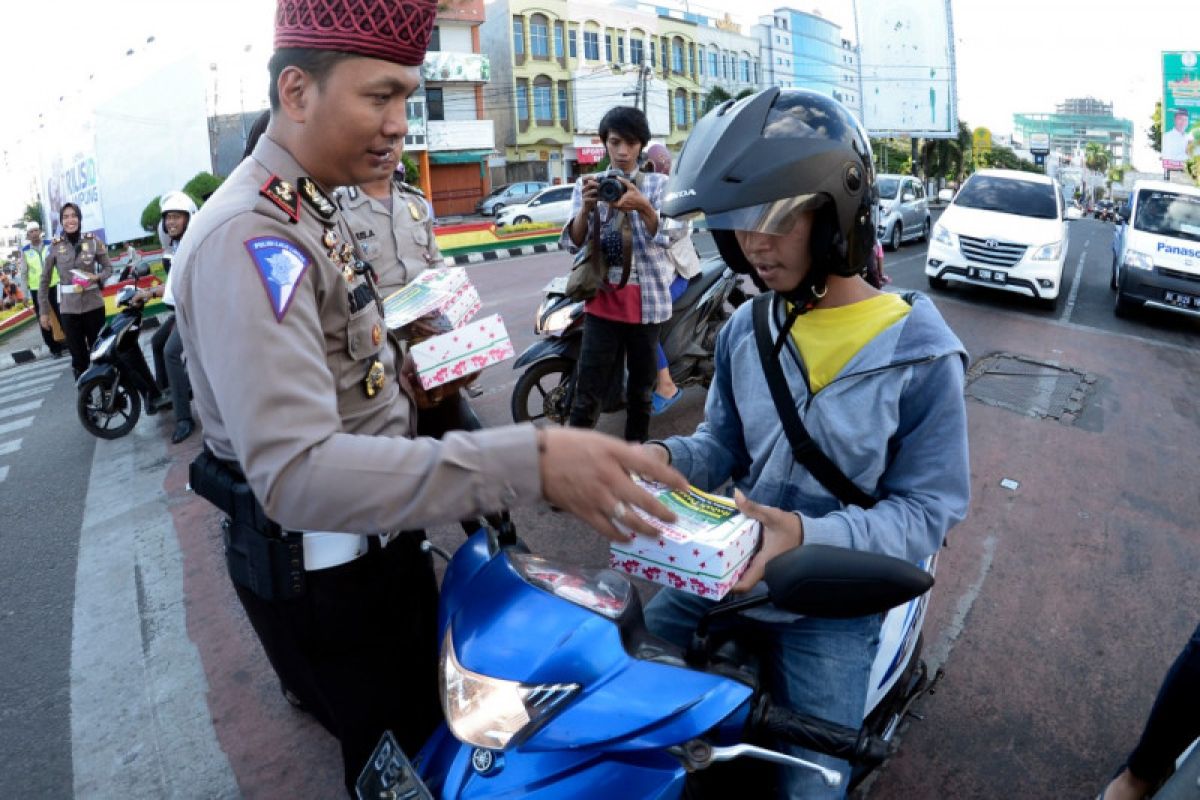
left=39, top=105, right=106, bottom=239
left=854, top=0, right=958, bottom=138
left=1162, top=51, right=1200, bottom=171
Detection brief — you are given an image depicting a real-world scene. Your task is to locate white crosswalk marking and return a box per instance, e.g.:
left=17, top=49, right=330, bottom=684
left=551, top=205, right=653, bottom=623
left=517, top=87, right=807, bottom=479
left=0, top=439, right=21, bottom=456
left=0, top=399, right=43, bottom=419
left=0, top=382, right=56, bottom=405
left=0, top=416, right=35, bottom=436
left=5, top=359, right=70, bottom=381
left=1, top=371, right=63, bottom=395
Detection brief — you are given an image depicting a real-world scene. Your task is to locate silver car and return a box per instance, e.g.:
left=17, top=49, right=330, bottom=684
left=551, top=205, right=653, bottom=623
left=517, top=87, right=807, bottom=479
left=475, top=181, right=549, bottom=216
left=877, top=174, right=932, bottom=251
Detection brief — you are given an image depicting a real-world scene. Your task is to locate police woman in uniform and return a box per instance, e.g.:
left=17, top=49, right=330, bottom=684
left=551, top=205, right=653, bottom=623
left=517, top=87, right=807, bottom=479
left=39, top=203, right=112, bottom=377
left=171, top=0, right=686, bottom=791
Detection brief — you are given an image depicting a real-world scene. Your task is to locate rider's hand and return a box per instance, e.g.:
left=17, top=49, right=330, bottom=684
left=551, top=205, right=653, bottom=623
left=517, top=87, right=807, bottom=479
left=730, top=489, right=804, bottom=593
left=641, top=442, right=671, bottom=465
left=39, top=314, right=50, bottom=330
left=539, top=427, right=688, bottom=543
left=611, top=178, right=650, bottom=215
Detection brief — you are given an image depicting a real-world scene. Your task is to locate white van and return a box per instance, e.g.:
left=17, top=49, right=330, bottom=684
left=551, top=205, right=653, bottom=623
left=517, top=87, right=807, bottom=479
left=1111, top=180, right=1200, bottom=318
left=925, top=169, right=1068, bottom=310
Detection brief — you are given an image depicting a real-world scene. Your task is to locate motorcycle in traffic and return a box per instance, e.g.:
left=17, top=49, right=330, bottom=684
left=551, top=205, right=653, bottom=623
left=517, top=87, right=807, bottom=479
left=357, top=523, right=938, bottom=799
left=510, top=257, right=746, bottom=425
left=76, top=279, right=162, bottom=439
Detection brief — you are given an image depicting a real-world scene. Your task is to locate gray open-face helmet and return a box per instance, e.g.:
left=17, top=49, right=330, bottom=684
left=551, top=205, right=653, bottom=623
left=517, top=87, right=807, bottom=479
left=663, top=88, right=877, bottom=306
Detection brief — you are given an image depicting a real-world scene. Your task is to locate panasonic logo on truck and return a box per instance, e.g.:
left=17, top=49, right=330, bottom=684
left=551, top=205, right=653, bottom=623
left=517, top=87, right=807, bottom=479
left=1157, top=241, right=1200, bottom=259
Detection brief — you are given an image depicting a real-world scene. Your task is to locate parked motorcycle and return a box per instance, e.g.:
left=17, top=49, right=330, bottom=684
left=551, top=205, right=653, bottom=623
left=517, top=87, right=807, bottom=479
left=76, top=281, right=161, bottom=439
left=510, top=257, right=746, bottom=425
left=356, top=524, right=937, bottom=799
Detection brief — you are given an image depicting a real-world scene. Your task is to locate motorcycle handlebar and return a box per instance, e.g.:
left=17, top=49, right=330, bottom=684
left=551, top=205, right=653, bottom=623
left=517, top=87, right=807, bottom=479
left=755, top=701, right=892, bottom=767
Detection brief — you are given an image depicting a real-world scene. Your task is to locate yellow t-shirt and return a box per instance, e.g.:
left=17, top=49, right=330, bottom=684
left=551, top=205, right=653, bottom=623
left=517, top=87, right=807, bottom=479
left=789, top=293, right=911, bottom=393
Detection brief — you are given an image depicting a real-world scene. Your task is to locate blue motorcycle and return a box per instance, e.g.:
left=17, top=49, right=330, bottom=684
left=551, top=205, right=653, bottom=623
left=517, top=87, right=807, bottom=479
left=357, top=523, right=937, bottom=799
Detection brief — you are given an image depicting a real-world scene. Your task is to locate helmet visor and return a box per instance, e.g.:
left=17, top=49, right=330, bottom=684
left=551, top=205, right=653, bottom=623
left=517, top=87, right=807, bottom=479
left=694, top=193, right=825, bottom=235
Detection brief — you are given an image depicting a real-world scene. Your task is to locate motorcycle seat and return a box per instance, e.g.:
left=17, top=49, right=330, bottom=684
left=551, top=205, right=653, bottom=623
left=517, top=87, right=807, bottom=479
left=672, top=258, right=727, bottom=313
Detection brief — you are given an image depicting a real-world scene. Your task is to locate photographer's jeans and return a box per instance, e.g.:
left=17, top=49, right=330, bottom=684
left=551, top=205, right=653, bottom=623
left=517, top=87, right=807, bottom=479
left=644, top=588, right=883, bottom=800
left=568, top=314, right=660, bottom=442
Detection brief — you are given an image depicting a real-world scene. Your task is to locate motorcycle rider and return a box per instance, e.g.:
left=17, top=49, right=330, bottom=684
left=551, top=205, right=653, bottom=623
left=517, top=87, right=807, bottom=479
left=644, top=87, right=972, bottom=798
left=137, top=190, right=199, bottom=440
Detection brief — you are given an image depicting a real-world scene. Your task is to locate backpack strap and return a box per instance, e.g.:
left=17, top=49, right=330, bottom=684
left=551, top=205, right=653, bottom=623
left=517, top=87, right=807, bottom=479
left=751, top=292, right=877, bottom=509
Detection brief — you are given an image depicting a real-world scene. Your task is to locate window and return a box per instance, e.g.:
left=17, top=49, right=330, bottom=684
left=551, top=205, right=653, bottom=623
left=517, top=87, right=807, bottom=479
left=692, top=94, right=700, bottom=122
left=689, top=44, right=696, bottom=76
left=553, top=23, right=564, bottom=57
left=672, top=38, right=684, bottom=73
left=698, top=47, right=704, bottom=76
left=630, top=36, right=643, bottom=65
left=583, top=30, right=600, bottom=61
left=708, top=51, right=717, bottom=76
left=426, top=87, right=444, bottom=121
left=605, top=32, right=612, bottom=62
left=512, top=17, right=524, bottom=55
left=618, top=35, right=625, bottom=63
left=569, top=28, right=577, bottom=58
left=674, top=90, right=687, bottom=127
left=741, top=58, right=750, bottom=83
left=533, top=79, right=552, bottom=123
left=516, top=83, right=528, bottom=121
left=429, top=26, right=441, bottom=52
left=558, top=85, right=569, bottom=126
left=650, top=40, right=657, bottom=67
left=530, top=15, right=549, bottom=58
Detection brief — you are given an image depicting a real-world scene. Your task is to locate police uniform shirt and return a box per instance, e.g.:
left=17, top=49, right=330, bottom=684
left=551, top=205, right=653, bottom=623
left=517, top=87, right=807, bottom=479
left=337, top=181, right=442, bottom=298
left=172, top=134, right=540, bottom=534
left=41, top=233, right=112, bottom=316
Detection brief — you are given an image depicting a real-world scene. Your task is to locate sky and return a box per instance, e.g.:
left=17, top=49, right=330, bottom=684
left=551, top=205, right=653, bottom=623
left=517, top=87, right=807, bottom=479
left=0, top=0, right=1191, bottom=223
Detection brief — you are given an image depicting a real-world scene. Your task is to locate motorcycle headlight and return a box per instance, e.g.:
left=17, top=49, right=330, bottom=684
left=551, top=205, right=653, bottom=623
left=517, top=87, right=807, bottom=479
left=932, top=223, right=957, bottom=248
left=1031, top=240, right=1064, bottom=261
left=537, top=305, right=578, bottom=337
left=90, top=335, right=116, bottom=361
left=509, top=553, right=632, bottom=620
left=439, top=628, right=579, bottom=750
left=1123, top=249, right=1154, bottom=271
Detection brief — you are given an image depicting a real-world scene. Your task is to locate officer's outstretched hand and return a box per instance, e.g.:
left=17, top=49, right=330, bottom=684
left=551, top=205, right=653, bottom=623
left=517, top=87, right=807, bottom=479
left=538, top=427, right=688, bottom=543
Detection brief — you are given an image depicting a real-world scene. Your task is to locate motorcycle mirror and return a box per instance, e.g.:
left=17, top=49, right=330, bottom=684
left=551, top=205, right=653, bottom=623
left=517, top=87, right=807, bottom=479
left=134, top=263, right=152, bottom=278
left=116, top=285, right=138, bottom=306
left=764, top=545, right=933, bottom=619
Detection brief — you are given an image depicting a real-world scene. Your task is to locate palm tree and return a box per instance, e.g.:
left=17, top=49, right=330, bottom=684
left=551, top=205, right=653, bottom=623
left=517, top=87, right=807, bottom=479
left=1084, top=142, right=1109, bottom=175
left=919, top=120, right=973, bottom=185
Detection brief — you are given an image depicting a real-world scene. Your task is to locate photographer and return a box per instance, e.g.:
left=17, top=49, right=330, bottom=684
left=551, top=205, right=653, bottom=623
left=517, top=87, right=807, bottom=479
left=563, top=106, right=676, bottom=442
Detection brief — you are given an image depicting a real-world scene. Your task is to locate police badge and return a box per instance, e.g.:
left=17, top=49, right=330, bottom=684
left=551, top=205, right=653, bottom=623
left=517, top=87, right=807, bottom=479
left=363, top=357, right=386, bottom=398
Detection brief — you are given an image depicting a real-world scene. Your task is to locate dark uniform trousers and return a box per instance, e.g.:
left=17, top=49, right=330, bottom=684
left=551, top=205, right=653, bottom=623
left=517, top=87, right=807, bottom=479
left=232, top=529, right=443, bottom=795
left=61, top=307, right=106, bottom=377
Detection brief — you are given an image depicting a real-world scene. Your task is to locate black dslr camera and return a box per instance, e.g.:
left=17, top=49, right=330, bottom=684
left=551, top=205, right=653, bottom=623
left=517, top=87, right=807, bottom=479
left=594, top=169, right=628, bottom=203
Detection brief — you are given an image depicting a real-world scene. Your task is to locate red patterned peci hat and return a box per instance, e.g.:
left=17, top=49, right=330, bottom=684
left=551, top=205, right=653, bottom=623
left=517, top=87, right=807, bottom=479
left=275, top=0, right=437, bottom=67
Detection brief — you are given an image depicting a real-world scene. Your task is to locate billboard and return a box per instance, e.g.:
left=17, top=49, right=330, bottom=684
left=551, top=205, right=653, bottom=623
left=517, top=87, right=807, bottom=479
left=854, top=0, right=958, bottom=138
left=38, top=104, right=107, bottom=239
left=1029, top=133, right=1051, bottom=155
left=1162, top=51, right=1200, bottom=172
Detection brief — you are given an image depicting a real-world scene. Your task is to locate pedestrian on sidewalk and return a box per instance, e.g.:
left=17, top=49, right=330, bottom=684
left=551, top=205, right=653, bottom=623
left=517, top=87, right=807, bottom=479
left=19, top=222, right=64, bottom=358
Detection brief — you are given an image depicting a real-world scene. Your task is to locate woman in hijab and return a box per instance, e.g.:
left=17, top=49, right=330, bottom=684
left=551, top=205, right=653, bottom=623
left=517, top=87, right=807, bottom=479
left=39, top=202, right=113, bottom=378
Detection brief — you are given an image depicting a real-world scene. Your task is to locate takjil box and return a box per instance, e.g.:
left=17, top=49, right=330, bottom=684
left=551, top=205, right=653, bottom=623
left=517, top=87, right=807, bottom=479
left=609, top=480, right=761, bottom=600
left=382, top=267, right=481, bottom=333
left=409, top=313, right=515, bottom=390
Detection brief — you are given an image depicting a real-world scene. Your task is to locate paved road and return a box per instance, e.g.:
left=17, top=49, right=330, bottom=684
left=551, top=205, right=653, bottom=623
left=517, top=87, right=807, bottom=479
left=3, top=217, right=1199, bottom=798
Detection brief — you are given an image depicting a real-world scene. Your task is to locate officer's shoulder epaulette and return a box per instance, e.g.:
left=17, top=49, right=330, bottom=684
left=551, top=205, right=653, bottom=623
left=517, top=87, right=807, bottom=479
left=397, top=181, right=425, bottom=199
left=259, top=174, right=301, bottom=223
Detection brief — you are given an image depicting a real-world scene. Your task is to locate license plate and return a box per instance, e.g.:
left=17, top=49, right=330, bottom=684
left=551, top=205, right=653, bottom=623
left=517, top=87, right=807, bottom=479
left=1164, top=290, right=1200, bottom=308
left=356, top=731, right=434, bottom=800
left=968, top=267, right=1006, bottom=284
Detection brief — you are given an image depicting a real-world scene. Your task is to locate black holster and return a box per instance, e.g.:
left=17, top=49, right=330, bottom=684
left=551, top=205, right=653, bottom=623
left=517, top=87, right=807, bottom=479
left=190, top=449, right=306, bottom=602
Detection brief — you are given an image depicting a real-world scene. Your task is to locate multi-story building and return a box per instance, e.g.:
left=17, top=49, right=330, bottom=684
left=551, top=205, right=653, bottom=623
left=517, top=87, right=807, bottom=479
left=1013, top=97, right=1134, bottom=168
left=763, top=7, right=860, bottom=119
left=410, top=0, right=495, bottom=216
left=751, top=12, right=796, bottom=89
left=481, top=0, right=753, bottom=184
left=692, top=13, right=764, bottom=102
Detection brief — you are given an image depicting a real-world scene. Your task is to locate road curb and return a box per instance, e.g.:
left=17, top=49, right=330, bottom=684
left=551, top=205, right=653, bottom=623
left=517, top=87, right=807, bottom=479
left=442, top=241, right=563, bottom=266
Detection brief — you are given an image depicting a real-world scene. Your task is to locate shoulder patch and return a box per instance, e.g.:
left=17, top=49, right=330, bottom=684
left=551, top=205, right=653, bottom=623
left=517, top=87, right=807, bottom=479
left=260, top=175, right=301, bottom=223
left=298, top=177, right=337, bottom=220
left=244, top=237, right=311, bottom=322
left=398, top=180, right=425, bottom=198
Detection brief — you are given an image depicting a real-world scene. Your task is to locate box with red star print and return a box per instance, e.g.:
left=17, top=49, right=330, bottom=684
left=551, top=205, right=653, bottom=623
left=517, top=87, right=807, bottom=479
left=609, top=479, right=761, bottom=600
left=409, top=313, right=515, bottom=390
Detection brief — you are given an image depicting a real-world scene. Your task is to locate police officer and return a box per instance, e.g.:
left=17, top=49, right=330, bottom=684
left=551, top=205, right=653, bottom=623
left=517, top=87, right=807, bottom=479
left=39, top=203, right=114, bottom=378
left=19, top=221, right=64, bottom=358
left=338, top=161, right=440, bottom=297
left=171, top=0, right=685, bottom=792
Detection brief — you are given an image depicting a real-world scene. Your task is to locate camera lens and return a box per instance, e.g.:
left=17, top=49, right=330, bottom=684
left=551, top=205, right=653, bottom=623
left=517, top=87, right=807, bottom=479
left=597, top=177, right=626, bottom=203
